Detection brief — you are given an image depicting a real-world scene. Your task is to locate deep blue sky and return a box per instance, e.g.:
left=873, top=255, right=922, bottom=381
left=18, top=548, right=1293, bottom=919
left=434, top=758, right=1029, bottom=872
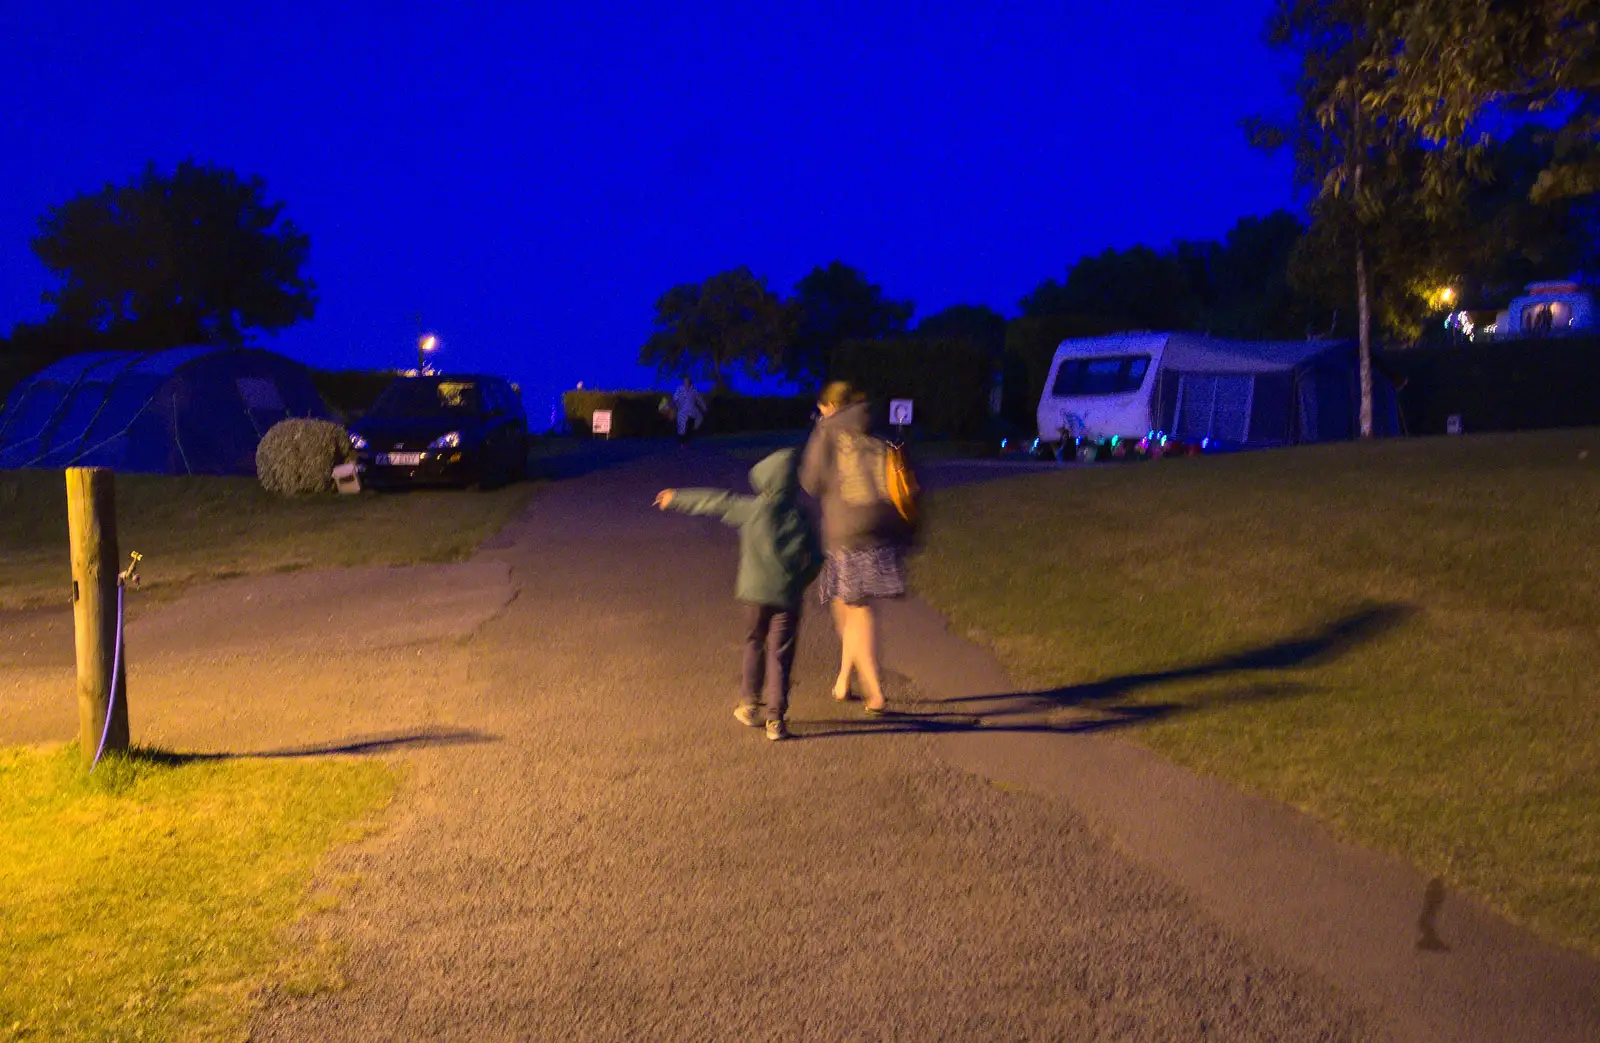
left=0, top=1, right=1297, bottom=417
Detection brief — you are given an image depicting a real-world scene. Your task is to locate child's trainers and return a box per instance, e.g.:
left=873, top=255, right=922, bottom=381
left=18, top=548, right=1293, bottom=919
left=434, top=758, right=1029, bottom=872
left=733, top=704, right=761, bottom=728
left=765, top=719, right=789, bottom=742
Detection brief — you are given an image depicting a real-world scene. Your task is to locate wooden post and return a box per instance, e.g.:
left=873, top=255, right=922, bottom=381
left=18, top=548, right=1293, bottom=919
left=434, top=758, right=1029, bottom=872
left=66, top=467, right=128, bottom=766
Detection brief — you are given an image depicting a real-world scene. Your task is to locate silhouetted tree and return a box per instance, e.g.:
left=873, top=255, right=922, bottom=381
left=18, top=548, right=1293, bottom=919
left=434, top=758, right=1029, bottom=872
left=639, top=267, right=795, bottom=391
left=915, top=303, right=1007, bottom=360
left=786, top=262, right=912, bottom=383
left=30, top=160, right=315, bottom=350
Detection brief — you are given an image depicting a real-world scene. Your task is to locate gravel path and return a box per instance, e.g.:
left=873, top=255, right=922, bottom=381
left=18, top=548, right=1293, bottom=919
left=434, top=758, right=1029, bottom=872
left=0, top=446, right=1369, bottom=1040
left=243, top=449, right=1367, bottom=1041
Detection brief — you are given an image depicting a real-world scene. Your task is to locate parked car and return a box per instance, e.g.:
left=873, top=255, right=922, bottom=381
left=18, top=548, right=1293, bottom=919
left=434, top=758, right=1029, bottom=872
left=349, top=374, right=526, bottom=488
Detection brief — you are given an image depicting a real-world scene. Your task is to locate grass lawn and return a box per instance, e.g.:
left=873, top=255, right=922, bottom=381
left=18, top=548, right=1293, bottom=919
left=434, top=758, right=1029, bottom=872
left=0, top=745, right=397, bottom=1041
left=914, top=429, right=1600, bottom=955
left=0, top=471, right=536, bottom=610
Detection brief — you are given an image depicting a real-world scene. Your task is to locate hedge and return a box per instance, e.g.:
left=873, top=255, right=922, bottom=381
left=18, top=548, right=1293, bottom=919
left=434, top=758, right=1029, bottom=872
left=1379, top=335, right=1600, bottom=435
left=561, top=390, right=814, bottom=438
left=830, top=336, right=992, bottom=437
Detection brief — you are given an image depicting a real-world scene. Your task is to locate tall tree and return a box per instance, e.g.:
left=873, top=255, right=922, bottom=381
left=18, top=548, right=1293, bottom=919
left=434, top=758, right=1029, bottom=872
left=1253, top=1, right=1424, bottom=437
left=1369, top=0, right=1600, bottom=201
left=1019, top=244, right=1199, bottom=330
left=786, top=262, right=912, bottom=383
left=1018, top=212, right=1319, bottom=340
left=639, top=267, right=794, bottom=391
left=30, top=160, right=315, bottom=350
left=914, top=303, right=1007, bottom=360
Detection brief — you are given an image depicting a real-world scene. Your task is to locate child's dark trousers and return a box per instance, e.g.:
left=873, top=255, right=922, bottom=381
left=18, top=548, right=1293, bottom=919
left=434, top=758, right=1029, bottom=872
left=742, top=602, right=800, bottom=723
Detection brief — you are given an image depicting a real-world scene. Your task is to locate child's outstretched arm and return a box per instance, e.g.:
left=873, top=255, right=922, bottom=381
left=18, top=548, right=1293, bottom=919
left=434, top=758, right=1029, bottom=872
left=654, top=488, right=757, bottom=526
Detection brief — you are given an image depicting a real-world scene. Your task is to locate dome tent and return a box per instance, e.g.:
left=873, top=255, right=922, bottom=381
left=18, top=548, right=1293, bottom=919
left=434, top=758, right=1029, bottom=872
left=0, top=347, right=331, bottom=475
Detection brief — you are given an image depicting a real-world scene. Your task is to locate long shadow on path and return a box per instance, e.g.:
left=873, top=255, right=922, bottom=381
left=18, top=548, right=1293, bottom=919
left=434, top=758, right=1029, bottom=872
left=797, top=602, right=1411, bottom=740
left=126, top=727, right=498, bottom=764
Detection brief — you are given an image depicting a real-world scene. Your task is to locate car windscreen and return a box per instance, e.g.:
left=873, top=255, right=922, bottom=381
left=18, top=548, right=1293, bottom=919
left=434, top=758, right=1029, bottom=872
left=1050, top=355, right=1152, bottom=397
left=371, top=380, right=482, bottom=417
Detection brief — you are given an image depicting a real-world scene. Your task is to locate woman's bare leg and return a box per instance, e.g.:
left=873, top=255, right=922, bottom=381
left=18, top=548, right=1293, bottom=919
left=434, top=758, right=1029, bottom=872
left=830, top=598, right=853, bottom=699
left=850, top=603, right=886, bottom=710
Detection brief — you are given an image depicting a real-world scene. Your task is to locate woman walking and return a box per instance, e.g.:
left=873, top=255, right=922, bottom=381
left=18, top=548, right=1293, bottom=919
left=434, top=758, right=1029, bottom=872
left=800, top=381, right=909, bottom=715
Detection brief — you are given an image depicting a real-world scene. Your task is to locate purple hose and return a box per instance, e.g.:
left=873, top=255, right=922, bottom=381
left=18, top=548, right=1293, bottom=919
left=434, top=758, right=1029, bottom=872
left=90, top=582, right=125, bottom=772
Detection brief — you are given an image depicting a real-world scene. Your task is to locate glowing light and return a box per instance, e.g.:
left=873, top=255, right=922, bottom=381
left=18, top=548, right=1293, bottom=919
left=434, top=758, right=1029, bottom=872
left=1439, top=287, right=1456, bottom=305
left=419, top=334, right=439, bottom=352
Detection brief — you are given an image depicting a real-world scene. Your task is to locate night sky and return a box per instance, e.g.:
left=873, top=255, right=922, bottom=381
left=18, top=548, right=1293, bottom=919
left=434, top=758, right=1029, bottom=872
left=0, top=1, right=1297, bottom=420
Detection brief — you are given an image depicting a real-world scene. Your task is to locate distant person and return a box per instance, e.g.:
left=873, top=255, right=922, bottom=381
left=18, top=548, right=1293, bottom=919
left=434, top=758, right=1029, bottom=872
left=800, top=381, right=912, bottom=715
left=672, top=377, right=707, bottom=444
left=654, top=449, right=822, bottom=741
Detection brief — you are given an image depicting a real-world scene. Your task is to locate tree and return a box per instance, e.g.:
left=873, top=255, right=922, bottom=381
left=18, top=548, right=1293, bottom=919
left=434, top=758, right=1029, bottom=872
left=639, top=267, right=795, bottom=391
left=914, top=303, right=1007, bottom=360
left=1368, top=1, right=1600, bottom=202
left=1252, top=1, right=1428, bottom=437
left=786, top=262, right=912, bottom=383
left=30, top=160, right=315, bottom=350
left=1020, top=244, right=1199, bottom=330
left=1018, top=212, right=1320, bottom=340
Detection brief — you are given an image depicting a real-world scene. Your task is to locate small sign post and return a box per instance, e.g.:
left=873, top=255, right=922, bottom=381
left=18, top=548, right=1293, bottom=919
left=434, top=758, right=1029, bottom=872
left=1446, top=414, right=1463, bottom=436
left=591, top=409, right=613, bottom=439
left=889, top=398, right=913, bottom=441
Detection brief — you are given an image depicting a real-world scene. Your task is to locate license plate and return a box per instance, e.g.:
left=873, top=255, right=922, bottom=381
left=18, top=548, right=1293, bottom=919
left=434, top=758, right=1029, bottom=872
left=376, top=452, right=424, bottom=466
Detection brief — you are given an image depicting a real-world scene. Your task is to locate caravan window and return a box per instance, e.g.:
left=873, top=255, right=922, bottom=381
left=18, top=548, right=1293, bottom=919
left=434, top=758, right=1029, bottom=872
left=1521, top=301, right=1571, bottom=333
left=1051, top=355, right=1151, bottom=396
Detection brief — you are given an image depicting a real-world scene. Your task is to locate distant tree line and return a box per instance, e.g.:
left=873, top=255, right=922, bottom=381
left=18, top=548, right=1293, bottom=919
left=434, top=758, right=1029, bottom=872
left=646, top=1, right=1598, bottom=437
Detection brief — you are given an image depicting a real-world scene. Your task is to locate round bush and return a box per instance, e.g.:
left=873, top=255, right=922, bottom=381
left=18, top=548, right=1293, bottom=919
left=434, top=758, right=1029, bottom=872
left=256, top=418, right=354, bottom=496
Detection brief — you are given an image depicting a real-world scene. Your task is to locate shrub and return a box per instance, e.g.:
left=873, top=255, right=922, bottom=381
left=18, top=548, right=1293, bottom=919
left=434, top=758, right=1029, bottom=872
left=562, top=390, right=674, bottom=437
left=561, top=390, right=814, bottom=437
left=1380, top=335, right=1600, bottom=434
left=830, top=336, right=993, bottom=437
left=256, top=418, right=354, bottom=496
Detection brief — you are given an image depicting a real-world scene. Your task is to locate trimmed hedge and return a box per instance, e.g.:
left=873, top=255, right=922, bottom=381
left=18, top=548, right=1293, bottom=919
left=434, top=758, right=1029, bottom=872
left=1380, top=336, right=1600, bottom=435
left=256, top=418, right=355, bottom=496
left=561, top=390, right=814, bottom=438
left=830, top=336, right=992, bottom=437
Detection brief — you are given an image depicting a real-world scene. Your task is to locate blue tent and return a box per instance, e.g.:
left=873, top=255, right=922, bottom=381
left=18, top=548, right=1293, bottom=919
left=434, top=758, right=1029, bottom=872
left=1151, top=335, right=1403, bottom=444
left=0, top=347, right=330, bottom=475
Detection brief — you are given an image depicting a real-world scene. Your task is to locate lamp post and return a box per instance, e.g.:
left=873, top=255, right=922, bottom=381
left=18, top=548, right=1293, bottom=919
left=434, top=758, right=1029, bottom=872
left=417, top=333, right=439, bottom=374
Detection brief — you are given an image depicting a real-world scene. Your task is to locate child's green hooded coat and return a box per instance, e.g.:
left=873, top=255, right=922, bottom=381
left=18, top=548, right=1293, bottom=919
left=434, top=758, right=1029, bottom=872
left=666, top=449, right=822, bottom=607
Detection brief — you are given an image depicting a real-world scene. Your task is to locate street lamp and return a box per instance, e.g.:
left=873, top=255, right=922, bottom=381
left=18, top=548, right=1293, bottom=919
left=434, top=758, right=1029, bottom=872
left=417, top=333, right=439, bottom=374
left=1439, top=287, right=1456, bottom=306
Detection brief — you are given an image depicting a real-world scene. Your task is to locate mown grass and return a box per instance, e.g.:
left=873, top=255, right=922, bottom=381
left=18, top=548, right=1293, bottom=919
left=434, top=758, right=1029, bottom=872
left=915, top=429, right=1600, bottom=955
left=0, top=745, right=398, bottom=1041
left=0, top=471, right=536, bottom=610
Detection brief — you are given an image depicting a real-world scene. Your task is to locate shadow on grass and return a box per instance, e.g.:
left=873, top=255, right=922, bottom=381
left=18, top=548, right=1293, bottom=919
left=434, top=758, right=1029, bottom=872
left=797, top=603, right=1413, bottom=741
left=126, top=727, right=497, bottom=763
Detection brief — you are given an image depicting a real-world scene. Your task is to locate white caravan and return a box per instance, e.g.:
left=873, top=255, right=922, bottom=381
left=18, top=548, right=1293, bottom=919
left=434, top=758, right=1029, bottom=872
left=1036, top=332, right=1393, bottom=446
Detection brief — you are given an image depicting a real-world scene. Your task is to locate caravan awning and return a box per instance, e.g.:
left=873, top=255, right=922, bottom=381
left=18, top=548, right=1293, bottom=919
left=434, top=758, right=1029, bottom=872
left=1159, top=334, right=1349, bottom=374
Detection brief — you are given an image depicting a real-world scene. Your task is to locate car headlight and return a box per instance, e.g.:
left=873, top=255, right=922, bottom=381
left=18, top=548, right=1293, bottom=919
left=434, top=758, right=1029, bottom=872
left=349, top=432, right=368, bottom=450
left=429, top=431, right=462, bottom=449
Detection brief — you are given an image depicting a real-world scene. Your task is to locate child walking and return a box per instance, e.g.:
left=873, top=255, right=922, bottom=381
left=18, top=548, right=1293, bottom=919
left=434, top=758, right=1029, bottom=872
left=654, top=449, right=821, bottom=740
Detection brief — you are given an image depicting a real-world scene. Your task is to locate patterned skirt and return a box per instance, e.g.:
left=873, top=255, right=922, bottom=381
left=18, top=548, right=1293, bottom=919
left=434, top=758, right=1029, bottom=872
left=818, top=545, right=908, bottom=606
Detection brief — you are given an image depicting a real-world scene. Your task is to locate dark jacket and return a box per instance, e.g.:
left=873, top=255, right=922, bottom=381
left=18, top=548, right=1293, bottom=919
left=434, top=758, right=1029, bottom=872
left=800, top=402, right=902, bottom=552
left=667, top=449, right=822, bottom=607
